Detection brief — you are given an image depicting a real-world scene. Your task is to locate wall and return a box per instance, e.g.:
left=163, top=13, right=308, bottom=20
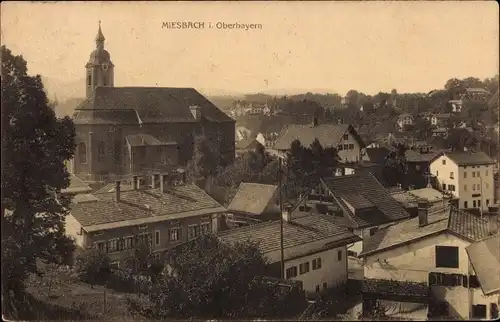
left=430, top=155, right=459, bottom=199
left=65, top=214, right=85, bottom=248
left=363, top=232, right=473, bottom=319
left=457, top=164, right=495, bottom=210
left=283, top=245, right=348, bottom=295
left=336, top=128, right=362, bottom=163
left=349, top=222, right=395, bottom=256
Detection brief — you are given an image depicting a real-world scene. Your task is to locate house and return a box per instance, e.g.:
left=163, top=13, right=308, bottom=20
left=460, top=88, right=491, bottom=102
left=225, top=183, right=280, bottom=227
left=70, top=23, right=235, bottom=182
left=65, top=173, right=226, bottom=269
left=404, top=149, right=442, bottom=189
left=390, top=187, right=453, bottom=217
left=235, top=126, right=252, bottom=142
left=448, top=100, right=464, bottom=113
left=361, top=147, right=391, bottom=166
left=293, top=173, right=410, bottom=256
left=431, top=113, right=452, bottom=126
left=218, top=210, right=361, bottom=297
left=429, top=151, right=496, bottom=211
left=432, top=127, right=449, bottom=138
left=273, top=119, right=366, bottom=163
left=359, top=203, right=498, bottom=320
left=465, top=234, right=500, bottom=320
left=396, top=114, right=414, bottom=130
left=235, top=137, right=264, bottom=157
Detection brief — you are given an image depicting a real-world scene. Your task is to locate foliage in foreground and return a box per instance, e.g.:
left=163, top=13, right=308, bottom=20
left=126, top=234, right=305, bottom=319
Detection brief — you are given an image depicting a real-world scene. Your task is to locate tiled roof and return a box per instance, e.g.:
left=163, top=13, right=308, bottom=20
left=390, top=191, right=419, bottom=208
left=364, top=147, right=391, bottom=164
left=436, top=151, right=495, bottom=166
left=226, top=183, right=278, bottom=216
left=359, top=207, right=490, bottom=258
left=466, top=234, right=500, bottom=295
left=74, top=86, right=233, bottom=124
left=72, top=109, right=140, bottom=125
left=322, top=174, right=410, bottom=228
left=62, top=173, right=92, bottom=194
left=70, top=184, right=225, bottom=231
left=405, top=150, right=440, bottom=163
left=219, top=213, right=361, bottom=257
left=126, top=133, right=177, bottom=147
left=273, top=123, right=365, bottom=150
left=408, top=188, right=447, bottom=203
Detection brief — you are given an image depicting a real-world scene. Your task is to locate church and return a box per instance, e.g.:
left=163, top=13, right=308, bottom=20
left=69, top=23, right=235, bottom=182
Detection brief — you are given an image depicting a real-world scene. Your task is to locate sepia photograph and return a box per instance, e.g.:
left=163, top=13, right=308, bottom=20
left=1, top=1, right=499, bottom=320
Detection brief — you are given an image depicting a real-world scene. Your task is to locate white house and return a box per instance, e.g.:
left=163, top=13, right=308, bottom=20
left=358, top=203, right=498, bottom=320
left=272, top=118, right=366, bottom=164
left=449, top=100, right=464, bottom=113
left=219, top=210, right=361, bottom=297
left=429, top=151, right=496, bottom=211
left=396, top=114, right=414, bottom=130
left=292, top=173, right=410, bottom=257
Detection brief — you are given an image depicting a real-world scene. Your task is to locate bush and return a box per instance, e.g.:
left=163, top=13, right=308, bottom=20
left=75, top=248, right=112, bottom=286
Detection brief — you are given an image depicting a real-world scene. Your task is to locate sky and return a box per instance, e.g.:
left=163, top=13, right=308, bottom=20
left=1, top=1, right=499, bottom=99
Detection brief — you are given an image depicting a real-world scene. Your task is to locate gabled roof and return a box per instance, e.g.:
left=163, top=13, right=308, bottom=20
left=359, top=207, right=490, bottom=258
left=70, top=184, right=225, bottom=231
left=226, top=183, right=278, bottom=216
left=219, top=213, right=361, bottom=261
left=321, top=173, right=410, bottom=228
left=430, top=151, right=495, bottom=166
left=408, top=188, right=447, bottom=203
left=466, top=234, right=500, bottom=295
left=405, top=150, right=441, bottom=163
left=272, top=123, right=365, bottom=151
left=125, top=133, right=177, bottom=147
left=364, top=147, right=391, bottom=164
left=62, top=173, right=92, bottom=195
left=74, top=86, right=234, bottom=125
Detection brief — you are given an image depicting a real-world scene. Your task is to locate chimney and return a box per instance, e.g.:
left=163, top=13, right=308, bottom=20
left=114, top=180, right=121, bottom=202
left=160, top=173, right=168, bottom=192
left=418, top=200, right=429, bottom=227
left=136, top=176, right=141, bottom=190
left=132, top=175, right=138, bottom=190
left=189, top=105, right=202, bottom=121
left=312, top=116, right=319, bottom=127
left=151, top=174, right=158, bottom=189
left=282, top=205, right=293, bottom=222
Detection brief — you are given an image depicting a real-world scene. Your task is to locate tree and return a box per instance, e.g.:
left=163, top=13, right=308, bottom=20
left=75, top=248, right=112, bottom=288
left=1, top=46, right=76, bottom=317
left=382, top=143, right=408, bottom=188
left=126, top=234, right=302, bottom=319
left=186, top=135, right=219, bottom=185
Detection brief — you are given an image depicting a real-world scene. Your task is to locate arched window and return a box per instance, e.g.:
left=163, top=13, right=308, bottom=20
left=87, top=74, right=92, bottom=86
left=97, top=141, right=105, bottom=161
left=78, top=142, right=87, bottom=163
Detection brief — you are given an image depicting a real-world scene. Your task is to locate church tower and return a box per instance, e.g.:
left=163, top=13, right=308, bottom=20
left=85, top=21, right=114, bottom=97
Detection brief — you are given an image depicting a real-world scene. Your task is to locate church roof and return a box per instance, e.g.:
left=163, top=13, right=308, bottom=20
left=74, top=86, right=234, bottom=125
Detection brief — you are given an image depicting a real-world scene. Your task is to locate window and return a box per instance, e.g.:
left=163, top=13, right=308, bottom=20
left=472, top=305, right=487, bottom=319
left=464, top=172, right=467, bottom=178
left=312, top=258, right=322, bottom=270
left=338, top=145, right=343, bottom=151
left=169, top=227, right=181, bottom=241
left=486, top=199, right=490, bottom=206
left=97, top=141, right=105, bottom=161
left=449, top=172, right=454, bottom=179
left=436, top=170, right=439, bottom=176
left=435, top=246, right=459, bottom=268
left=442, top=159, right=446, bottom=165
left=87, top=74, right=91, bottom=86
left=448, top=185, right=455, bottom=192
left=473, top=184, right=476, bottom=191
left=348, top=144, right=354, bottom=150
left=201, top=222, right=211, bottom=234
left=286, top=266, right=298, bottom=279
left=473, top=171, right=476, bottom=178
left=114, top=140, right=121, bottom=163
left=473, top=200, right=477, bottom=208
left=343, top=134, right=348, bottom=140
left=299, top=262, right=310, bottom=275
left=486, top=183, right=489, bottom=189
left=337, top=250, right=342, bottom=261
left=124, top=236, right=134, bottom=249
left=343, top=144, right=348, bottom=150
left=107, top=239, right=118, bottom=253
left=155, top=231, right=160, bottom=246
left=78, top=142, right=87, bottom=163
left=96, top=242, right=106, bottom=253
left=464, top=201, right=468, bottom=208
left=478, top=199, right=481, bottom=208
left=188, top=225, right=198, bottom=240
left=464, top=185, right=467, bottom=191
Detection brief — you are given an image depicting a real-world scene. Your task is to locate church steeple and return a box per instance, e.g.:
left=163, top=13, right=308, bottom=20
left=85, top=21, right=114, bottom=97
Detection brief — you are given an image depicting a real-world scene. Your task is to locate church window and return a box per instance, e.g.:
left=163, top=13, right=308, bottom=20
left=114, top=140, right=121, bottom=163
left=87, top=75, right=91, bottom=86
left=97, top=141, right=105, bottom=161
left=78, top=142, right=87, bottom=163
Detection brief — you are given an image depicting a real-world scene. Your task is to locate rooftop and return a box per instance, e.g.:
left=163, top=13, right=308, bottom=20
left=433, top=151, right=495, bottom=166
left=226, top=182, right=278, bottom=216
left=126, top=133, right=177, bottom=147
left=321, top=173, right=410, bottom=228
left=219, top=212, right=361, bottom=260
left=360, top=207, right=490, bottom=258
left=363, top=147, right=391, bottom=164
left=273, top=123, right=365, bottom=150
left=73, top=86, right=233, bottom=125
left=405, top=150, right=440, bottom=163
left=70, top=183, right=225, bottom=232
left=62, top=173, right=92, bottom=195
left=235, top=137, right=262, bottom=150
left=466, top=234, right=500, bottom=295
left=408, top=188, right=448, bottom=203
